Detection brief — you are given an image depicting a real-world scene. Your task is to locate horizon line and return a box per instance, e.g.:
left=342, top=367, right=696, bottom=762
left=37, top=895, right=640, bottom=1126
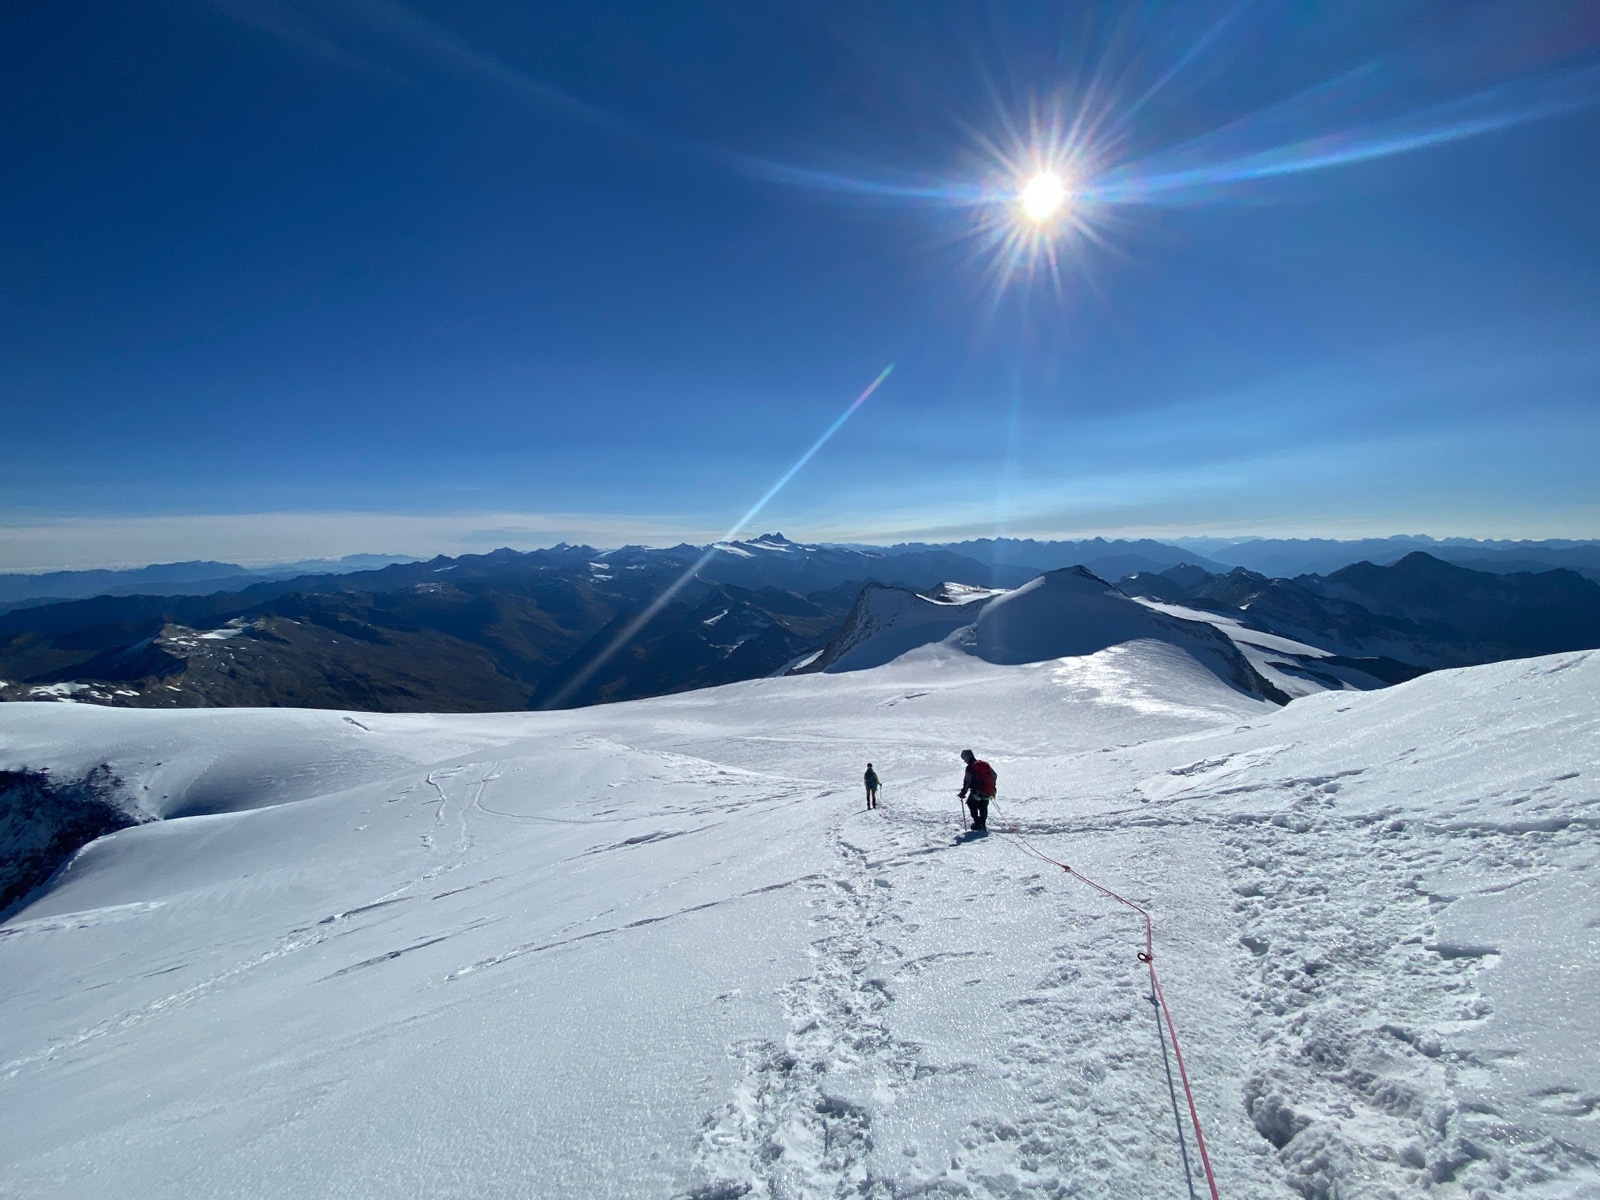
left=4, top=524, right=1600, bottom=576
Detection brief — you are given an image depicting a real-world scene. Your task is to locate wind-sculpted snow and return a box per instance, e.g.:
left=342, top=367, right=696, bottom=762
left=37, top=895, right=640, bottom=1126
left=0, top=648, right=1594, bottom=1198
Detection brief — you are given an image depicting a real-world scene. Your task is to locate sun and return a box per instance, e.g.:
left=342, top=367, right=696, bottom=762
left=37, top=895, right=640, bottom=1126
left=1019, top=171, right=1068, bottom=223
left=958, top=124, right=1105, bottom=302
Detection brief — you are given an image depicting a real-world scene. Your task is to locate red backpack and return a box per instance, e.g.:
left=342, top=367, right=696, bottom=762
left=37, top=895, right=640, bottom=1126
left=970, top=759, right=997, bottom=795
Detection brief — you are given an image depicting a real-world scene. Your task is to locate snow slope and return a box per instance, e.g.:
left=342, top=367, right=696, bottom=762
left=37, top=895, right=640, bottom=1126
left=0, top=635, right=1596, bottom=1198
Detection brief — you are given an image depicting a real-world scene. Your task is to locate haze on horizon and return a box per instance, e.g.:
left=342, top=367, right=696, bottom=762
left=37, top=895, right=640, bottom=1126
left=4, top=1, right=1599, bottom=573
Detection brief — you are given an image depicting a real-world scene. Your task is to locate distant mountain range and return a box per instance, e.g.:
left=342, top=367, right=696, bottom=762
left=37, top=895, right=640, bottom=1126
left=1168, top=535, right=1600, bottom=581
left=0, top=554, right=419, bottom=612
left=2, top=535, right=1597, bottom=713
left=8, top=535, right=1595, bottom=612
left=1117, top=551, right=1600, bottom=669
left=869, top=537, right=1236, bottom=579
left=0, top=536, right=1002, bottom=711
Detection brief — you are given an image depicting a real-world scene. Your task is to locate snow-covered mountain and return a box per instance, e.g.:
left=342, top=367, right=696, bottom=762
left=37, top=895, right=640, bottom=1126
left=803, top=567, right=1289, bottom=704
left=3, top=588, right=1595, bottom=1197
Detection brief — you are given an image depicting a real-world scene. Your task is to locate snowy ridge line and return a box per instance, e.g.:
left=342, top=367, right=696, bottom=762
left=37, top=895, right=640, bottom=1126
left=1003, top=829, right=1223, bottom=1200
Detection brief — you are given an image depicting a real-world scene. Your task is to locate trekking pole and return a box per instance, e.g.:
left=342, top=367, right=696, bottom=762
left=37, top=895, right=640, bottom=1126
left=957, top=794, right=968, bottom=831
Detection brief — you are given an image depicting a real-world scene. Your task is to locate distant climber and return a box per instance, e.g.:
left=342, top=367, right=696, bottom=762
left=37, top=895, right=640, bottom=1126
left=958, top=749, right=996, bottom=832
left=864, top=763, right=880, bottom=810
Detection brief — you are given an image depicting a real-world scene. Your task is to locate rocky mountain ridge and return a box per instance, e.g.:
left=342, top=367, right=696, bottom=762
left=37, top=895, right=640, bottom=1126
left=1118, top=551, right=1600, bottom=669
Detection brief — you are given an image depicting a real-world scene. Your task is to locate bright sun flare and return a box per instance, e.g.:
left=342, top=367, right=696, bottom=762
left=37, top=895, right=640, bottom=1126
left=1020, top=171, right=1068, bottom=222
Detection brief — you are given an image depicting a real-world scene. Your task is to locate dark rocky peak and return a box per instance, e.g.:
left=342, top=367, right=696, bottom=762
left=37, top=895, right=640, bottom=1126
left=1186, top=567, right=1273, bottom=608
left=1324, top=550, right=1459, bottom=589
left=526, top=543, right=599, bottom=564
left=1063, top=564, right=1103, bottom=580
left=1317, top=552, right=1600, bottom=649
left=1159, top=562, right=1218, bottom=590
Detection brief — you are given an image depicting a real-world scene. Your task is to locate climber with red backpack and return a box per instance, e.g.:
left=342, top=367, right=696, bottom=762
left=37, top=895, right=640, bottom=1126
left=958, top=749, right=997, bottom=832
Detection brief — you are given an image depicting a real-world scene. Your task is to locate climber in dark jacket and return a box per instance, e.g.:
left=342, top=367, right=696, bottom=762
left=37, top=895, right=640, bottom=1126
left=863, top=763, right=880, bottom=809
left=958, top=749, right=996, bottom=831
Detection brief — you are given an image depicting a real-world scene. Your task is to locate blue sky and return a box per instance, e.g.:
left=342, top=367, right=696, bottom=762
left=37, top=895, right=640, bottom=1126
left=3, top=0, right=1599, bottom=569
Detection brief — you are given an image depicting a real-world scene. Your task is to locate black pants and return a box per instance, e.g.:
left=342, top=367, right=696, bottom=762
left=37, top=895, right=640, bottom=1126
left=967, top=795, right=990, bottom=830
left=866, top=788, right=878, bottom=809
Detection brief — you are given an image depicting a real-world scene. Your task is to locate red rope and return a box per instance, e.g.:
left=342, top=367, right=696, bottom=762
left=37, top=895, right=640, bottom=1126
left=1007, top=833, right=1221, bottom=1200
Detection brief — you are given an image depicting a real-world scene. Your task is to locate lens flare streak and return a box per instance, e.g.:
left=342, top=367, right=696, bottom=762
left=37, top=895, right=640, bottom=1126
left=542, top=364, right=895, bottom=709
left=1084, top=62, right=1600, bottom=206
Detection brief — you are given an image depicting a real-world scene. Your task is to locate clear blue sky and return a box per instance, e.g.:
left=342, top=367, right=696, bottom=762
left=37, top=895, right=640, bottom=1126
left=3, top=0, right=1599, bottom=569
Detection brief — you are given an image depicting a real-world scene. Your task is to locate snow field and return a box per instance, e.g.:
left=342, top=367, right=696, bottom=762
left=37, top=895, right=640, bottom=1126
left=1, top=645, right=1596, bottom=1198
